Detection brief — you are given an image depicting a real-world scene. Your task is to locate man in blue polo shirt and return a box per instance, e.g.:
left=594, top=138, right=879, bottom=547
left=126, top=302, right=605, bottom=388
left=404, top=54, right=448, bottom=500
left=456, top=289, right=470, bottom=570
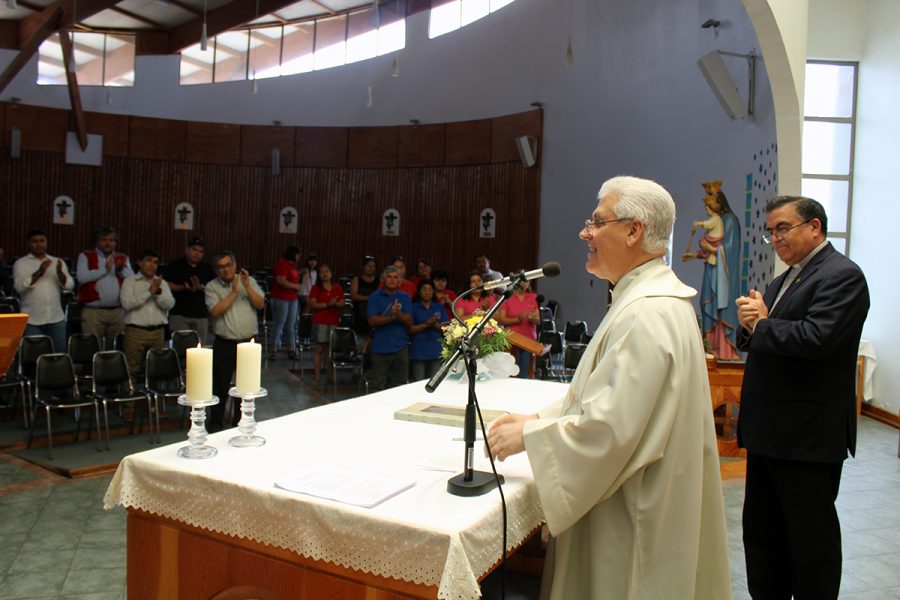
left=367, top=265, right=412, bottom=391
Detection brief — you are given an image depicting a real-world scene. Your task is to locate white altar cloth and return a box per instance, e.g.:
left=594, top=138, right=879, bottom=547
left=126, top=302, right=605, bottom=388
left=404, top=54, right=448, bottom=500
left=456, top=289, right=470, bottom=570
left=104, top=378, right=566, bottom=600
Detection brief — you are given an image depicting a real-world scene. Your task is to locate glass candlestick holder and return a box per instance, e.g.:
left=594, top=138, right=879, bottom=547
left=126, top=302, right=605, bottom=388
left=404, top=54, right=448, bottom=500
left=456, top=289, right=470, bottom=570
left=228, top=386, right=267, bottom=448
left=176, top=395, right=219, bottom=459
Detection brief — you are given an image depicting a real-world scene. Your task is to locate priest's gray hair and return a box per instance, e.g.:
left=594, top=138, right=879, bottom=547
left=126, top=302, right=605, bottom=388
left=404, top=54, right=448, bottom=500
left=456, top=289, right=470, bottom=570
left=598, top=175, right=675, bottom=255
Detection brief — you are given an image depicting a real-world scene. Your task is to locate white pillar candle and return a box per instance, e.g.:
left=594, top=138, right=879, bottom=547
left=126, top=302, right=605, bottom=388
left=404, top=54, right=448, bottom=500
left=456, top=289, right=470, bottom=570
left=235, top=339, right=261, bottom=394
left=185, top=346, right=213, bottom=401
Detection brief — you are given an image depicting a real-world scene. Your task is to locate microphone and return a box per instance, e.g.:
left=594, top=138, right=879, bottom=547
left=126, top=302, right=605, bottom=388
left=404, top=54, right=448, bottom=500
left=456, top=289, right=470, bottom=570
left=482, top=262, right=561, bottom=291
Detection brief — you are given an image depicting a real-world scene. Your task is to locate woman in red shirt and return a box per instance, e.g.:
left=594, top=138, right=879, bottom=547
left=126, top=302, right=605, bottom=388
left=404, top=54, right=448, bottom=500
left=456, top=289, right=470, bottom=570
left=453, top=271, right=496, bottom=321
left=308, top=264, right=344, bottom=385
left=269, top=245, right=301, bottom=360
left=497, top=280, right=540, bottom=378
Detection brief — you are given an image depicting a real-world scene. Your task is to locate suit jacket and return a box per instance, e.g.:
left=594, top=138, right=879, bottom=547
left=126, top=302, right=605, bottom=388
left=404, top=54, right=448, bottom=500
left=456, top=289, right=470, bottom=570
left=737, top=243, right=869, bottom=463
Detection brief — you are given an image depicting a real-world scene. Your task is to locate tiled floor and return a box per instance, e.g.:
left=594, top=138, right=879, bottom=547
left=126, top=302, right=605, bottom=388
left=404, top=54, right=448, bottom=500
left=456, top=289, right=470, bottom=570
left=1, top=360, right=898, bottom=599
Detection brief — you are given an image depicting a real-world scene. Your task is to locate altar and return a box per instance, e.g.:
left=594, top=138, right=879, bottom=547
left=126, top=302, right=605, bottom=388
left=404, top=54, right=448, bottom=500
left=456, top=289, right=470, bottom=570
left=104, top=378, right=567, bottom=600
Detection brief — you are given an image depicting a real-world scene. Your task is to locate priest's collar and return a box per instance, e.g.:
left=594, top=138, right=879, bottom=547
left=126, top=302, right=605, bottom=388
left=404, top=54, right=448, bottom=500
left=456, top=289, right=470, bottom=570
left=610, top=257, right=666, bottom=303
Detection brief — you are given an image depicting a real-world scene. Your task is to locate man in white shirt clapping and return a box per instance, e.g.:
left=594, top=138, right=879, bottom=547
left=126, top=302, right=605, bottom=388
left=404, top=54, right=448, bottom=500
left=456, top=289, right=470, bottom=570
left=13, top=229, right=74, bottom=353
left=120, top=249, right=175, bottom=380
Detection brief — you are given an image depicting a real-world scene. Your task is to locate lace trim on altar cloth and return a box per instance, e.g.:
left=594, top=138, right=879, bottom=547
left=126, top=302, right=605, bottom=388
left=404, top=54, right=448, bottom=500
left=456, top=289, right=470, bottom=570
left=104, top=459, right=544, bottom=600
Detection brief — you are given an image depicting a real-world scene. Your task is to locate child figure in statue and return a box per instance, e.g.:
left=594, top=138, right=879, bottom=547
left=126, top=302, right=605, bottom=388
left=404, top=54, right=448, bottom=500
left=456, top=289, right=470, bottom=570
left=692, top=194, right=725, bottom=266
left=683, top=181, right=742, bottom=360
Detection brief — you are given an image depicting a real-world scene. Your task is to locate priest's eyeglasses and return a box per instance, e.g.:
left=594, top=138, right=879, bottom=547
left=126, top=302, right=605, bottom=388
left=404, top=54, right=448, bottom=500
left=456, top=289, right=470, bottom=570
left=763, top=219, right=812, bottom=244
left=583, top=217, right=634, bottom=235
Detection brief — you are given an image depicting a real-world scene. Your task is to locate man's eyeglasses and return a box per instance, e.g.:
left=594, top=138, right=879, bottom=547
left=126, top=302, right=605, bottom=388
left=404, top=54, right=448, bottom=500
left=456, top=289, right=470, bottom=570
left=762, top=219, right=812, bottom=244
left=583, top=217, right=634, bottom=235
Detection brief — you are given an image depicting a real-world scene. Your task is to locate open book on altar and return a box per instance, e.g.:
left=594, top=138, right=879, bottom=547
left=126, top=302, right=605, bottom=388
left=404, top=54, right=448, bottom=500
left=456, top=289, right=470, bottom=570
left=274, top=468, right=416, bottom=508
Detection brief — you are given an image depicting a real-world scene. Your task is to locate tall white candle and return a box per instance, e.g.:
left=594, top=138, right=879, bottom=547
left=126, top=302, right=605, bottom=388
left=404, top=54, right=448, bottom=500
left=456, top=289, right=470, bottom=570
left=236, top=339, right=261, bottom=394
left=185, top=346, right=213, bottom=401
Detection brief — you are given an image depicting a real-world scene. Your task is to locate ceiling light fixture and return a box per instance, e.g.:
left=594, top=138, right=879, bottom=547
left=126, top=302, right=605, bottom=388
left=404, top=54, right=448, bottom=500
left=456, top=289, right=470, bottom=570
left=7, top=0, right=17, bottom=10
left=392, top=54, right=399, bottom=78
left=200, top=0, right=208, bottom=51
left=366, top=85, right=373, bottom=109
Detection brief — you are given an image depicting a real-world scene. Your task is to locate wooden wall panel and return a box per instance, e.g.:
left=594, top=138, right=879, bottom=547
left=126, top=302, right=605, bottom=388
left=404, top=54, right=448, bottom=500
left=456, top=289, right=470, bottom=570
left=85, top=112, right=130, bottom=157
left=445, top=119, right=491, bottom=166
left=5, top=104, right=69, bottom=153
left=295, top=127, right=348, bottom=167
left=397, top=124, right=445, bottom=167
left=1, top=107, right=543, bottom=292
left=348, top=126, right=398, bottom=168
left=240, top=125, right=295, bottom=167
left=491, top=109, right=542, bottom=163
left=129, top=116, right=186, bottom=161
left=185, top=122, right=241, bottom=165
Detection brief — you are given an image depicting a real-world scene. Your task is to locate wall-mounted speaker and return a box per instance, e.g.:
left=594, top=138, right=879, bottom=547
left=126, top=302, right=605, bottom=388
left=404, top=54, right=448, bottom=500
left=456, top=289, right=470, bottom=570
left=10, top=127, right=21, bottom=159
left=271, top=147, right=281, bottom=176
left=697, top=51, right=748, bottom=120
left=515, top=135, right=538, bottom=167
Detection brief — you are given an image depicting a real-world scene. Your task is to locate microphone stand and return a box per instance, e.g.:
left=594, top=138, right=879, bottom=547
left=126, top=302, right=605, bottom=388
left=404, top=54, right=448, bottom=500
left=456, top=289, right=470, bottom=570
left=426, top=276, right=523, bottom=496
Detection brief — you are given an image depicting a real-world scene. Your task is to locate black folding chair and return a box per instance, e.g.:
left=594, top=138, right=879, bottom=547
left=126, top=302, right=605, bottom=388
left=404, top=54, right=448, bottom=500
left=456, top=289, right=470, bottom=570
left=28, top=353, right=102, bottom=459
left=329, top=327, right=365, bottom=397
left=19, top=335, right=55, bottom=428
left=91, top=350, right=157, bottom=449
left=143, top=347, right=186, bottom=431
left=68, top=333, right=100, bottom=394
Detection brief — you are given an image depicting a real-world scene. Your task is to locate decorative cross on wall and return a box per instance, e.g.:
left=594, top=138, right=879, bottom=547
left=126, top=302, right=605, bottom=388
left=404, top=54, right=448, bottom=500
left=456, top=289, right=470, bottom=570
left=384, top=211, right=398, bottom=231
left=481, top=211, right=494, bottom=232
left=282, top=209, right=296, bottom=227
left=56, top=198, right=71, bottom=218
left=177, top=205, right=192, bottom=224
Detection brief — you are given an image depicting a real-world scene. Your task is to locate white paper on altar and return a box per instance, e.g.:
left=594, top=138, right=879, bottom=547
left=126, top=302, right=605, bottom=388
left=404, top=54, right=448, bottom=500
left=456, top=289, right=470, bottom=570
left=275, top=468, right=416, bottom=508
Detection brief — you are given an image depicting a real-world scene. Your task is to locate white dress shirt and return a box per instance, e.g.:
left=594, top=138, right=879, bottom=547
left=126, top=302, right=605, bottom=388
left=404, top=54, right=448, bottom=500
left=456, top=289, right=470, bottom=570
left=120, top=273, right=175, bottom=326
left=13, top=253, right=74, bottom=325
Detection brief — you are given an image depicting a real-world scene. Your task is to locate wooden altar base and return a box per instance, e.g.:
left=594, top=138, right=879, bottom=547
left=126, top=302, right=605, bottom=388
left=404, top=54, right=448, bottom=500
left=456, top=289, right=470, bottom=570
left=127, top=508, right=537, bottom=600
left=707, top=357, right=746, bottom=458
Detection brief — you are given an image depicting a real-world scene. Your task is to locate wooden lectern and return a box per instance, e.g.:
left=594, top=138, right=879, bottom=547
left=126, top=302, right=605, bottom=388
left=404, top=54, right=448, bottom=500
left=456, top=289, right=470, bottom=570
left=0, top=314, right=28, bottom=377
left=506, top=330, right=548, bottom=379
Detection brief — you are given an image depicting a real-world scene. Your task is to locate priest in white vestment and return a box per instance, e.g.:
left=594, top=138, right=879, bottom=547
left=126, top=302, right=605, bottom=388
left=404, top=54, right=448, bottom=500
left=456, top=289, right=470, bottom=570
left=488, top=176, right=732, bottom=599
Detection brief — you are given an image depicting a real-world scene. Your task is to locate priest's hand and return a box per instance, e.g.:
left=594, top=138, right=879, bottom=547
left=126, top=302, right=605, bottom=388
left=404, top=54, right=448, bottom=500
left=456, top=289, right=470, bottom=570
left=486, top=413, right=538, bottom=462
left=736, top=289, right=768, bottom=332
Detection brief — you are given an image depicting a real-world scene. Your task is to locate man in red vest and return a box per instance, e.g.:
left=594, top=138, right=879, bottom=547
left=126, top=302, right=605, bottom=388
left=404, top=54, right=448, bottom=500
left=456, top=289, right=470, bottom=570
left=77, top=226, right=133, bottom=350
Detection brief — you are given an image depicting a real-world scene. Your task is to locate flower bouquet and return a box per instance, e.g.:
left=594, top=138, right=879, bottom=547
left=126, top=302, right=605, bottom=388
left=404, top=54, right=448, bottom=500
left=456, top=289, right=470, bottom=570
left=441, top=312, right=518, bottom=379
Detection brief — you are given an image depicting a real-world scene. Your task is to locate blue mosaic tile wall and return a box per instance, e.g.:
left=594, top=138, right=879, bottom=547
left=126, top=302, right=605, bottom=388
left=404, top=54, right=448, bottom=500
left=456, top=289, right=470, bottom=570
left=744, top=142, right=778, bottom=294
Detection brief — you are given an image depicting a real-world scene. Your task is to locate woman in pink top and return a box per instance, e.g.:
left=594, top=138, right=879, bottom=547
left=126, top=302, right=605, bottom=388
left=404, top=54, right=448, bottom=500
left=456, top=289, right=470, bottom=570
left=269, top=245, right=301, bottom=360
left=308, top=264, right=344, bottom=385
left=453, top=271, right=497, bottom=321
left=497, top=281, right=540, bottom=378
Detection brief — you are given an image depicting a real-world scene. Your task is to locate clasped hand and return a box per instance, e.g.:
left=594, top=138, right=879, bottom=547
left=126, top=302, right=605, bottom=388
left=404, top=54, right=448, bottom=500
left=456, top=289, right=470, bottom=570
left=735, top=289, right=768, bottom=331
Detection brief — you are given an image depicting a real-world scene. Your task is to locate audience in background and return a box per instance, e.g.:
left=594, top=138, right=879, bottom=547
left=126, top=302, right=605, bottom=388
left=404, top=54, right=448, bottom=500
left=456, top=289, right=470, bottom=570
left=205, top=251, right=265, bottom=432
left=297, top=253, right=318, bottom=313
left=77, top=226, right=133, bottom=350
left=269, top=245, right=302, bottom=361
left=13, top=228, right=73, bottom=352
left=308, top=264, right=344, bottom=385
left=454, top=271, right=497, bottom=320
left=410, top=258, right=432, bottom=288
left=497, top=280, right=540, bottom=378
left=367, top=265, right=412, bottom=391
left=474, top=253, right=503, bottom=285
left=408, top=279, right=448, bottom=382
left=120, top=249, right=174, bottom=380
left=431, top=270, right=456, bottom=320
left=163, top=236, right=215, bottom=344
left=350, top=256, right=378, bottom=342
left=389, top=256, right=417, bottom=297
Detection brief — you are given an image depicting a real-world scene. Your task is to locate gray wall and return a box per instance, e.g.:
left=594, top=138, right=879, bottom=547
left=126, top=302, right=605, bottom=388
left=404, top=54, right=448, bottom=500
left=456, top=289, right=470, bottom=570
left=1, top=0, right=778, bottom=328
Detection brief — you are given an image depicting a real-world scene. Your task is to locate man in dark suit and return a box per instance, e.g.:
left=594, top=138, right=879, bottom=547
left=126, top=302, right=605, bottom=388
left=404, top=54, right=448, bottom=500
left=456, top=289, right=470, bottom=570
left=736, top=196, right=869, bottom=599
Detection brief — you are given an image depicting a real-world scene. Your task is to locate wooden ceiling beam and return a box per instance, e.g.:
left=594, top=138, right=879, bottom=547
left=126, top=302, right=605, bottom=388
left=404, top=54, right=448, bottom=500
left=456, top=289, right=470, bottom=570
left=0, top=4, right=62, bottom=94
left=166, top=0, right=304, bottom=53
left=20, top=0, right=124, bottom=46
left=308, top=0, right=336, bottom=15
left=58, top=29, right=88, bottom=151
left=110, top=6, right=168, bottom=29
